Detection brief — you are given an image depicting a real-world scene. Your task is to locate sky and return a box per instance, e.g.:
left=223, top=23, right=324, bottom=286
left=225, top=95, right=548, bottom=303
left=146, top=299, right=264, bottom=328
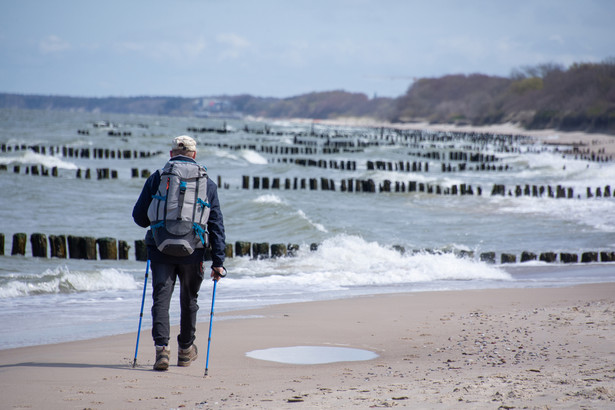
left=1, top=0, right=614, bottom=99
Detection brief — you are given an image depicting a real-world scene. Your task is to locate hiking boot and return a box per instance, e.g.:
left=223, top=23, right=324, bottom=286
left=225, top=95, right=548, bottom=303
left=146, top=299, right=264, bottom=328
left=154, top=345, right=170, bottom=371
left=178, top=344, right=198, bottom=367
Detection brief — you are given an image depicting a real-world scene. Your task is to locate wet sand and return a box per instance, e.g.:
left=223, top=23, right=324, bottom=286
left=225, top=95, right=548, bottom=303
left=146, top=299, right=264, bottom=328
left=1, top=282, right=614, bottom=409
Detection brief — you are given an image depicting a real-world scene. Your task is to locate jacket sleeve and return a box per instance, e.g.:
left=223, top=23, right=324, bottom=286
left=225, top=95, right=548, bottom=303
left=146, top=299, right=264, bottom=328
left=132, top=171, right=160, bottom=228
left=207, top=178, right=226, bottom=267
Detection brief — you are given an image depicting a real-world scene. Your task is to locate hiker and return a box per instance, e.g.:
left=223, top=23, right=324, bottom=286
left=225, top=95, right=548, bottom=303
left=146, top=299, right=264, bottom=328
left=132, top=135, right=226, bottom=371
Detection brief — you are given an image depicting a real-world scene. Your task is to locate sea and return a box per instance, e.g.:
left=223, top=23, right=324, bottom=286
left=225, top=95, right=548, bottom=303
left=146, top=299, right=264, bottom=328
left=1, top=108, right=614, bottom=350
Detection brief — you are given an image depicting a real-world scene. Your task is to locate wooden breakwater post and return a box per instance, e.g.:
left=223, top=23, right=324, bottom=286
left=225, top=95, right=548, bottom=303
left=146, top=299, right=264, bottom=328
left=225, top=243, right=234, bottom=259
left=11, top=233, right=27, bottom=256
left=501, top=253, right=516, bottom=264
left=539, top=252, right=557, bottom=263
left=560, top=252, right=578, bottom=264
left=271, top=243, right=287, bottom=258
left=520, top=251, right=537, bottom=262
left=49, top=234, right=67, bottom=258
left=135, top=240, right=147, bottom=261
left=581, top=252, right=598, bottom=263
left=252, top=242, right=270, bottom=259
left=67, top=235, right=82, bottom=259
left=601, top=251, right=615, bottom=262
left=235, top=241, right=251, bottom=257
left=67, top=235, right=97, bottom=260
left=118, top=240, right=130, bottom=260
left=480, top=252, right=496, bottom=264
left=30, top=233, right=48, bottom=257
left=0, top=233, right=4, bottom=255
left=97, top=237, right=118, bottom=260
left=287, top=243, right=300, bottom=257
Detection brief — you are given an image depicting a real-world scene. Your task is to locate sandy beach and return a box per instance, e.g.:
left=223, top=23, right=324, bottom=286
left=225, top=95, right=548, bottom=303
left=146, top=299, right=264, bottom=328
left=1, top=282, right=614, bottom=409
left=300, top=118, right=615, bottom=158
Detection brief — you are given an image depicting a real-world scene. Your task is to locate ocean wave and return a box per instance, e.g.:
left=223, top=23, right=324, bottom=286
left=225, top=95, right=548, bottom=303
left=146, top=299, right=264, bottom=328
left=297, top=209, right=328, bottom=233
left=0, top=266, right=138, bottom=298
left=240, top=150, right=268, bottom=165
left=0, top=150, right=78, bottom=170
left=514, top=151, right=615, bottom=182
left=494, top=196, right=615, bottom=232
left=212, top=149, right=239, bottom=161
left=253, top=194, right=287, bottom=205
left=224, top=234, right=510, bottom=290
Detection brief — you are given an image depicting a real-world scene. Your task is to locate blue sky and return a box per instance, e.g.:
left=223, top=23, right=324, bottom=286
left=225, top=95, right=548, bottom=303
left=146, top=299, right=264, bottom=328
left=1, top=0, right=613, bottom=98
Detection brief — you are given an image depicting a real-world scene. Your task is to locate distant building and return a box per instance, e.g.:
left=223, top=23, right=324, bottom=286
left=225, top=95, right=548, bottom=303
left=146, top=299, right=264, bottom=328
left=193, top=98, right=241, bottom=118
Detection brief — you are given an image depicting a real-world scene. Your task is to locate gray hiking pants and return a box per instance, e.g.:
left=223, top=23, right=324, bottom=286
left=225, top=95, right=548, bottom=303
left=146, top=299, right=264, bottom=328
left=151, top=261, right=204, bottom=349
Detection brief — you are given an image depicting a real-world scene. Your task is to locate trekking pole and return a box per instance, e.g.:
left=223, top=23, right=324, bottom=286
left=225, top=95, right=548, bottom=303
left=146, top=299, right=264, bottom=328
left=204, top=279, right=218, bottom=377
left=132, top=259, right=150, bottom=368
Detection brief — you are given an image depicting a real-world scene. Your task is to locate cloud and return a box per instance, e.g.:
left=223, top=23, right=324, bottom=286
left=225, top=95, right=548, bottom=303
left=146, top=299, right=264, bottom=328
left=215, top=33, right=251, bottom=61
left=39, top=35, right=70, bottom=54
left=549, top=34, right=565, bottom=45
left=116, top=36, right=207, bottom=61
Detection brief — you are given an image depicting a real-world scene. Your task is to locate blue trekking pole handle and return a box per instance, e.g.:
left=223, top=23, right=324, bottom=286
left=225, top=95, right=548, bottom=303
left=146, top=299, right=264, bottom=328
left=133, top=259, right=150, bottom=368
left=204, top=279, right=217, bottom=377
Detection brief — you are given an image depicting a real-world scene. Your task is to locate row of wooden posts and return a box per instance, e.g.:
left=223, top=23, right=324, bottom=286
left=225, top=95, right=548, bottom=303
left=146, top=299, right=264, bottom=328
left=268, top=156, right=509, bottom=173
left=2, top=162, right=612, bottom=199
left=1, top=158, right=503, bottom=181
left=2, top=164, right=123, bottom=180
left=242, top=175, right=614, bottom=199
left=2, top=162, right=160, bottom=180
left=1, top=233, right=299, bottom=261
left=195, top=124, right=612, bottom=162
left=0, top=143, right=161, bottom=160
left=2, top=233, right=614, bottom=264
left=195, top=124, right=537, bottom=149
left=201, top=141, right=347, bottom=155
left=4, top=233, right=131, bottom=260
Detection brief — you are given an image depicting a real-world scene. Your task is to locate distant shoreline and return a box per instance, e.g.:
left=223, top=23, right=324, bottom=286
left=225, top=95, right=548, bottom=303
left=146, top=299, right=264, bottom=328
left=290, top=117, right=615, bottom=157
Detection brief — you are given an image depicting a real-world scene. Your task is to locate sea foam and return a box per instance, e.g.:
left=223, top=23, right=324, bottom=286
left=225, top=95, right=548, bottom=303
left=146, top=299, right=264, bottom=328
left=0, top=150, right=78, bottom=170
left=253, top=194, right=286, bottom=205
left=494, top=196, right=615, bottom=232
left=0, top=266, right=138, bottom=298
left=224, top=234, right=510, bottom=291
left=241, top=150, right=268, bottom=164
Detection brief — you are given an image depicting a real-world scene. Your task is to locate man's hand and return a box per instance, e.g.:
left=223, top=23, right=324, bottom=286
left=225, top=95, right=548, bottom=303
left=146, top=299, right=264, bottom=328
left=211, top=266, right=226, bottom=281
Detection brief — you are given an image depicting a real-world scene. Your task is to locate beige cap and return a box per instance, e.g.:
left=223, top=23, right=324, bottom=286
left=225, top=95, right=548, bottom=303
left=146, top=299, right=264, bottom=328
left=172, top=135, right=197, bottom=153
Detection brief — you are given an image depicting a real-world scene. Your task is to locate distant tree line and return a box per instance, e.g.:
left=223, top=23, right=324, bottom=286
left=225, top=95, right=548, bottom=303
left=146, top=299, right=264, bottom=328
left=1, top=59, right=613, bottom=134
left=392, top=59, right=615, bottom=134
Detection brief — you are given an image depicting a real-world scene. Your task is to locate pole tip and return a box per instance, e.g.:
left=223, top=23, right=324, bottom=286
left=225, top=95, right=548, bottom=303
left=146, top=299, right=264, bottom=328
left=132, top=359, right=137, bottom=368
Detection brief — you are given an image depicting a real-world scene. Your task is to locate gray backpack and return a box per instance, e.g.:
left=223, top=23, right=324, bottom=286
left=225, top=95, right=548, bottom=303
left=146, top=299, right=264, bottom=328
left=147, top=160, right=211, bottom=256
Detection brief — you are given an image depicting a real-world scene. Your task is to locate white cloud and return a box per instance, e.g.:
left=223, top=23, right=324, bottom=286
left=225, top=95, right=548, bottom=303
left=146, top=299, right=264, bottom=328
left=216, top=33, right=250, bottom=49
left=549, top=34, right=564, bottom=45
left=39, top=35, right=70, bottom=54
left=116, top=37, right=207, bottom=61
left=215, top=33, right=251, bottom=61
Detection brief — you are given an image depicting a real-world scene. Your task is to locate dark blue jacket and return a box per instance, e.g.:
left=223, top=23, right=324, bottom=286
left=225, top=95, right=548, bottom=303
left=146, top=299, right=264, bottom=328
left=132, top=156, right=226, bottom=267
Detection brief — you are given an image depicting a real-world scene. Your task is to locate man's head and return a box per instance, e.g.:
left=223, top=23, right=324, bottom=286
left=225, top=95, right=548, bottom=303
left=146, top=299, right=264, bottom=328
left=170, top=135, right=197, bottom=158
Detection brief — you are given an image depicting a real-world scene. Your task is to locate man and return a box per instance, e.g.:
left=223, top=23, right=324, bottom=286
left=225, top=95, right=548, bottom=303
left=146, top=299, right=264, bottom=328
left=132, top=135, right=226, bottom=371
